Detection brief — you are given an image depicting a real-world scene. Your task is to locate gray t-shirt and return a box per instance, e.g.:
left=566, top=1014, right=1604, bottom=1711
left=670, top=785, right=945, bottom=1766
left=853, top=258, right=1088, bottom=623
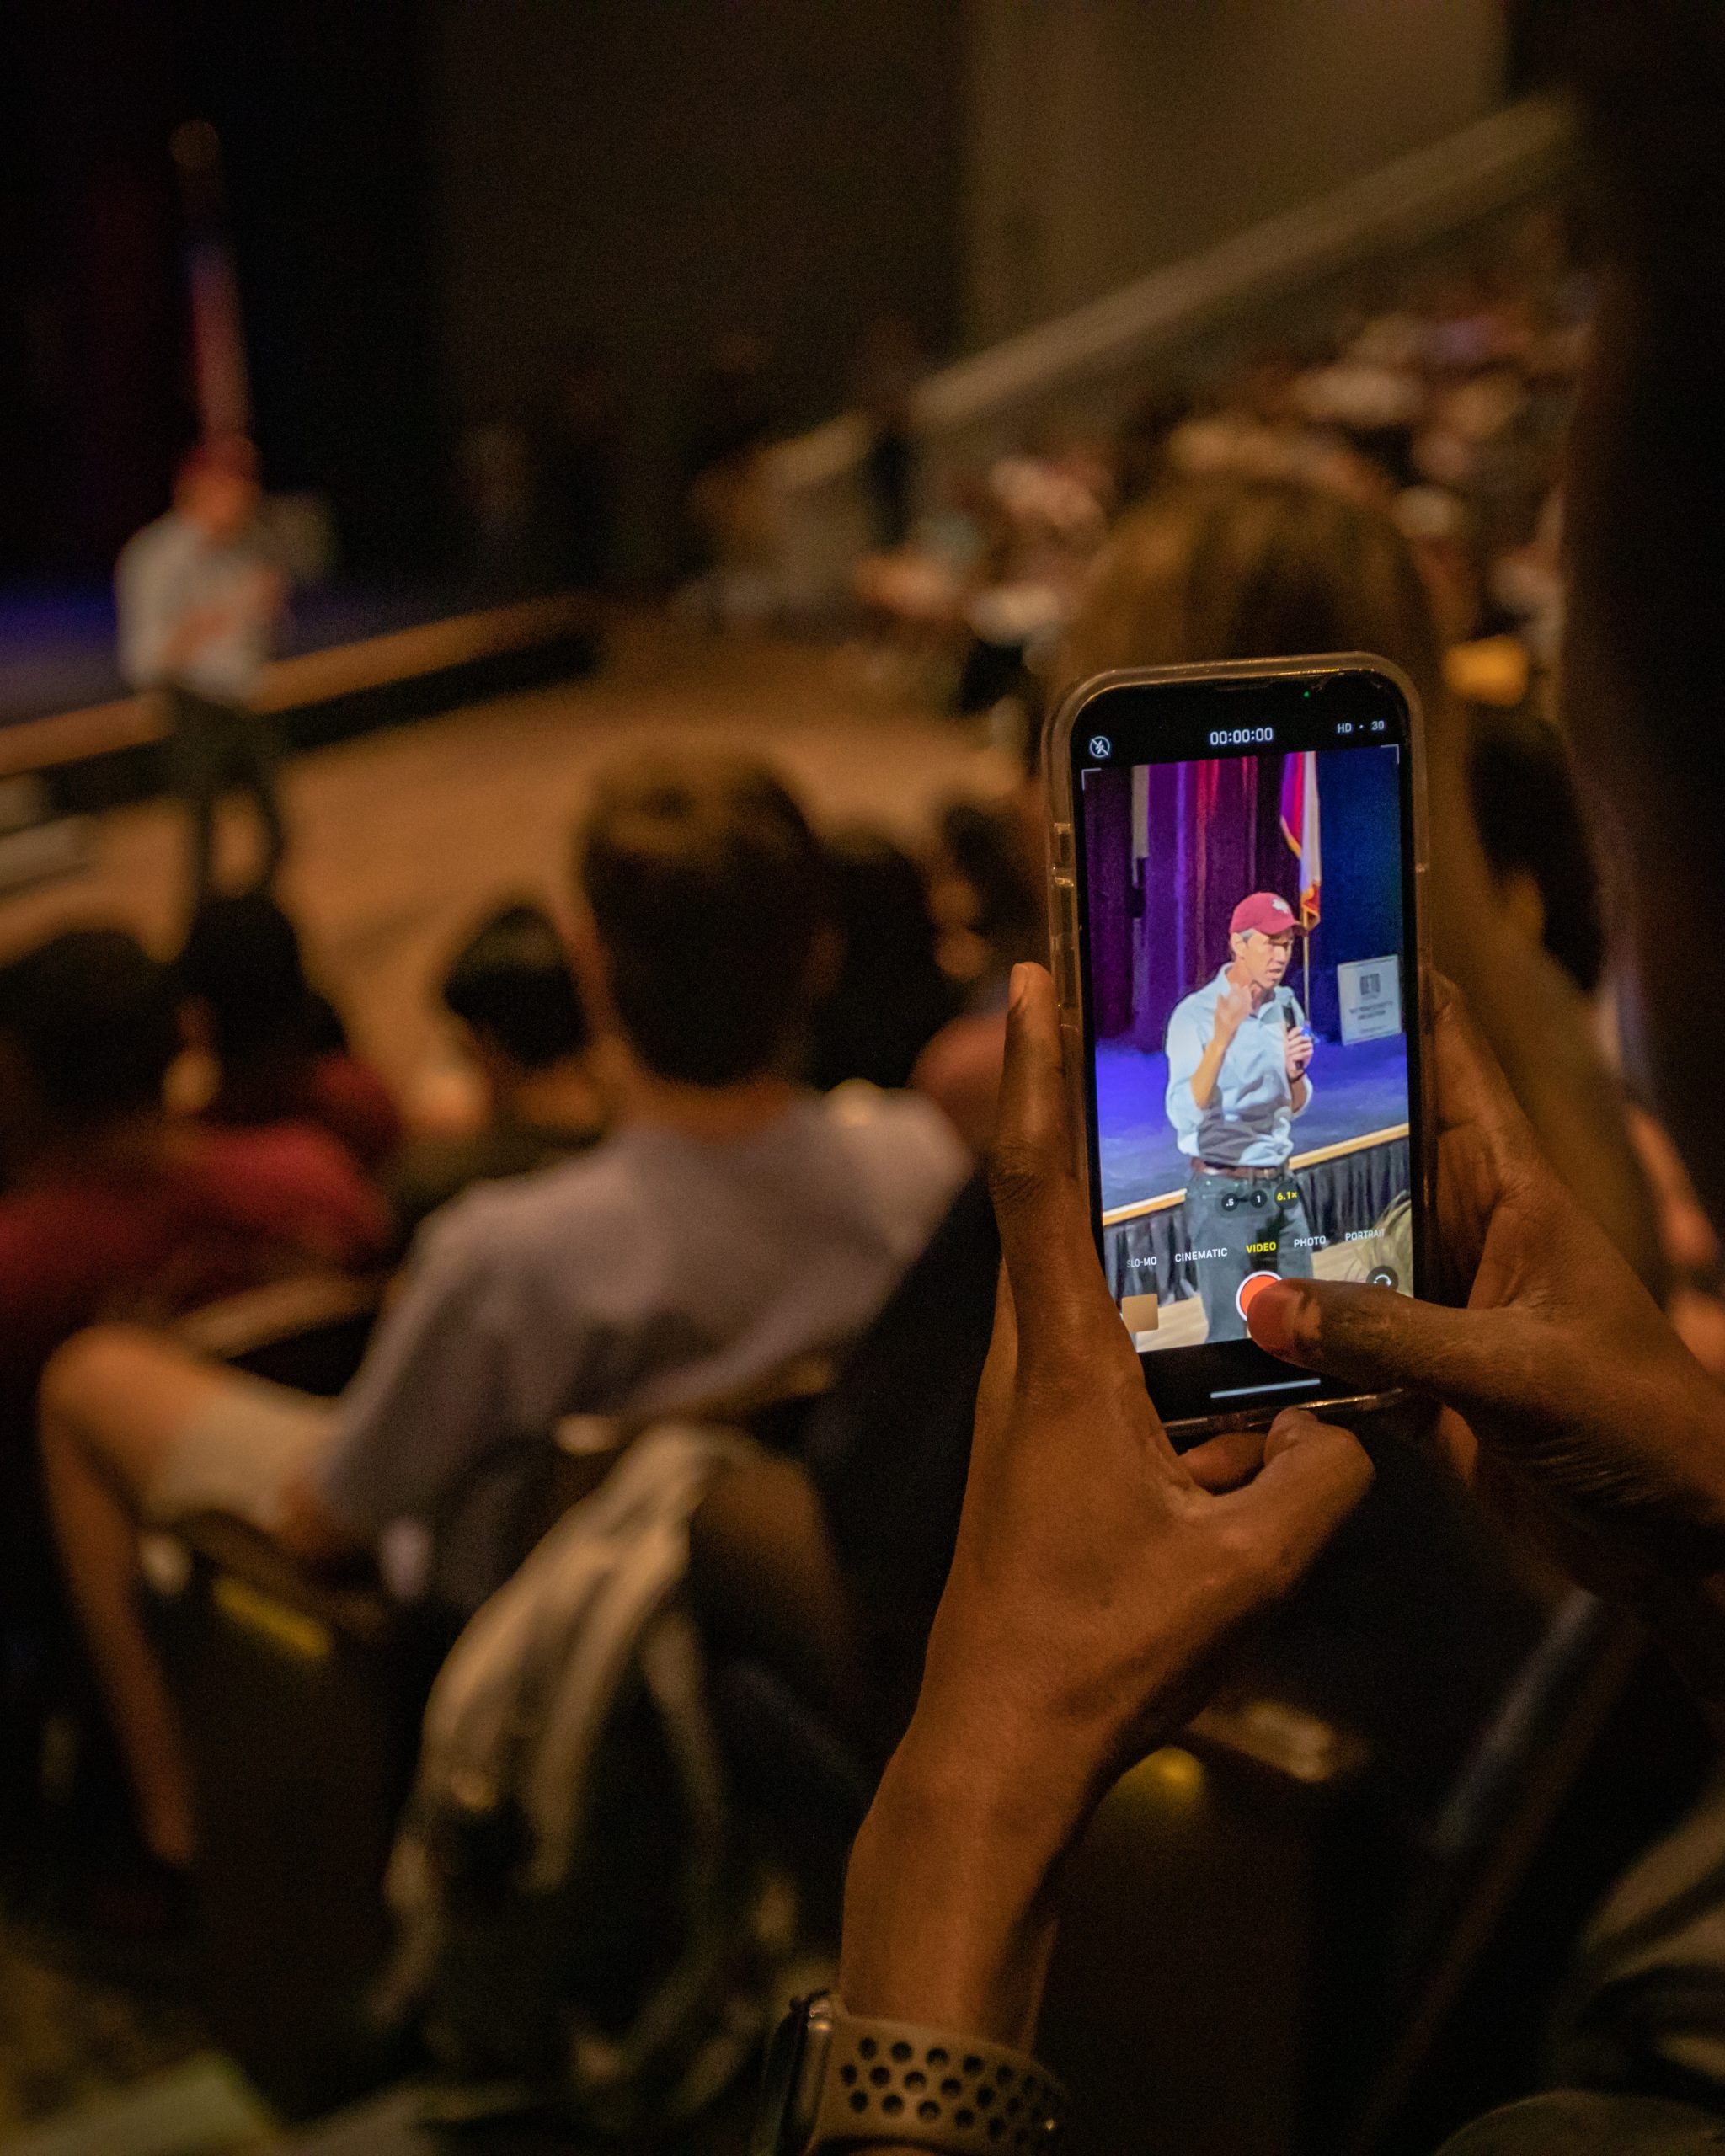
left=316, top=1086, right=966, bottom=1598
left=115, top=509, right=274, bottom=703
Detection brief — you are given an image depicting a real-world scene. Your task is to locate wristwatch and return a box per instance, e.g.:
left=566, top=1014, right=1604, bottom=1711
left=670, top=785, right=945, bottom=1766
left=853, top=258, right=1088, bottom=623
left=750, top=1991, right=1067, bottom=2155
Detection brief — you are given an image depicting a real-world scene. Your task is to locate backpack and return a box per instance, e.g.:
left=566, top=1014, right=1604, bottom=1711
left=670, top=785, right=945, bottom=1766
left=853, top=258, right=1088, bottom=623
left=377, top=1421, right=797, bottom=2135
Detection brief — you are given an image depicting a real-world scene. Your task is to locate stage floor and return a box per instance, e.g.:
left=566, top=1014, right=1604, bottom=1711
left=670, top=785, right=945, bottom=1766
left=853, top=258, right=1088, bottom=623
left=1096, top=1031, right=1410, bottom=1211
left=0, top=620, right=1013, bottom=1103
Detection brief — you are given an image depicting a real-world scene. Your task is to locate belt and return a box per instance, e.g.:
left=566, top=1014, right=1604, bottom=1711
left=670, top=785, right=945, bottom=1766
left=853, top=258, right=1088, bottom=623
left=1194, top=1160, right=1288, bottom=1180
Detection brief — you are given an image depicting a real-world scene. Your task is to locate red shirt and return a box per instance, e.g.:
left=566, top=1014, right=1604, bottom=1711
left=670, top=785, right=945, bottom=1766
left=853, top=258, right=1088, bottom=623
left=203, top=1051, right=403, bottom=1175
left=305, top=1052, right=403, bottom=1173
left=0, top=1120, right=390, bottom=1396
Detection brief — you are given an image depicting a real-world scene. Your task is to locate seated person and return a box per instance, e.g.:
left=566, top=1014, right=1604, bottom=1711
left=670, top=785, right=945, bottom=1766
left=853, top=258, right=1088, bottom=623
left=0, top=928, right=388, bottom=1407
left=1466, top=706, right=1607, bottom=1002
left=804, top=830, right=959, bottom=1095
left=176, top=892, right=401, bottom=1172
left=912, top=787, right=1046, bottom=1157
left=0, top=930, right=387, bottom=1642
left=39, top=749, right=967, bottom=1871
left=916, top=474, right=1659, bottom=1278
left=387, top=900, right=606, bottom=1246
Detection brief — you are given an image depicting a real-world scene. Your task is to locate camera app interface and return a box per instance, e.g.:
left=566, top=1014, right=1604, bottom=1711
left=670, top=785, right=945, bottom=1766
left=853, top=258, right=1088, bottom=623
left=1081, top=723, right=1413, bottom=1356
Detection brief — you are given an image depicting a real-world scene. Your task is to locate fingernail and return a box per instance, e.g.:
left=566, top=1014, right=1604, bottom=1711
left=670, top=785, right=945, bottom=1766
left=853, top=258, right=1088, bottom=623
left=1247, top=1278, right=1309, bottom=1363
left=1009, top=962, right=1032, bottom=1011
left=1263, top=1405, right=1315, bottom=1454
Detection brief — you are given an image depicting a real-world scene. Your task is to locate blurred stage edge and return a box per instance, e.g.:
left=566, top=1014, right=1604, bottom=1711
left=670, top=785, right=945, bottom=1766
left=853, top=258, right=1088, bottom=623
left=0, top=589, right=602, bottom=890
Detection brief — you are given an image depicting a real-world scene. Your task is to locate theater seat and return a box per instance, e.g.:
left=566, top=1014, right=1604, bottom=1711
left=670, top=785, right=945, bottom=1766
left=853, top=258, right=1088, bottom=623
left=142, top=1336, right=837, bottom=2117
left=3, top=1278, right=393, bottom=1866
left=172, top=1270, right=388, bottom=1394
left=1033, top=1596, right=1710, bottom=2156
left=144, top=1512, right=449, bottom=2113
left=138, top=1274, right=420, bottom=2112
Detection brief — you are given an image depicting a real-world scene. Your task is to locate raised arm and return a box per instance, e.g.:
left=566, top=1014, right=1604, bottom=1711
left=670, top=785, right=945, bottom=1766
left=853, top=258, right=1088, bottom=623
left=841, top=964, right=1371, bottom=2047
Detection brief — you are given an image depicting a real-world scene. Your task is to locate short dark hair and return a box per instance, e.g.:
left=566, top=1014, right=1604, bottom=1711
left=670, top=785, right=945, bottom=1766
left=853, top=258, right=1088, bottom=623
left=176, top=893, right=314, bottom=1059
left=0, top=929, right=180, bottom=1123
left=441, top=903, right=590, bottom=1069
left=577, top=751, right=824, bottom=1086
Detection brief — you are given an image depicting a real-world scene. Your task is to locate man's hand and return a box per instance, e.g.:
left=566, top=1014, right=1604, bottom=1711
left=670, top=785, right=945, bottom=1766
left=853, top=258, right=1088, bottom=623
left=1284, top=1026, right=1315, bottom=1083
left=1213, top=976, right=1252, bottom=1044
left=841, top=963, right=1372, bottom=2044
left=1247, top=984, right=1725, bottom=1678
left=1192, top=976, right=1254, bottom=1109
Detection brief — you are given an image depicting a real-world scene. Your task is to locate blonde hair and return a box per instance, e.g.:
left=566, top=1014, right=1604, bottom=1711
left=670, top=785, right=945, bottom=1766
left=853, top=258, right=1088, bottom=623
left=1055, top=476, right=1443, bottom=707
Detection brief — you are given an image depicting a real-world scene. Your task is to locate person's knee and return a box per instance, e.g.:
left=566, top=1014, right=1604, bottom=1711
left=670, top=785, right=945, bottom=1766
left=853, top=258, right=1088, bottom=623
left=39, top=1323, right=176, bottom=1442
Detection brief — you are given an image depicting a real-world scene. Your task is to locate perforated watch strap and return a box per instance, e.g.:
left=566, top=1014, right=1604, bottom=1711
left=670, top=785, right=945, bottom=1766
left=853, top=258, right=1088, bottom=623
left=805, top=2000, right=1066, bottom=2153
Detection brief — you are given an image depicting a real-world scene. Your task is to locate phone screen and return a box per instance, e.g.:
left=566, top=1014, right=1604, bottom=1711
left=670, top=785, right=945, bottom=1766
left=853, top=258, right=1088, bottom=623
left=1065, top=665, right=1423, bottom=1428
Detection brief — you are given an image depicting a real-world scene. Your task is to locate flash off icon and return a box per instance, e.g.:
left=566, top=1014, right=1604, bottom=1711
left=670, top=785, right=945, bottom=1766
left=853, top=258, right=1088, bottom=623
left=1088, top=734, right=1112, bottom=759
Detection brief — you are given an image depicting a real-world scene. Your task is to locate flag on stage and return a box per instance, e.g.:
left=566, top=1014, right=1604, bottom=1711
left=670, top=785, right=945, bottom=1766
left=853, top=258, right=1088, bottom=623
left=1279, top=750, right=1322, bottom=928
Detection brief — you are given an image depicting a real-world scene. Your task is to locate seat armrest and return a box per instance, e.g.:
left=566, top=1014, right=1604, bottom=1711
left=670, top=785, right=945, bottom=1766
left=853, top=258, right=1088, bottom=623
left=145, top=1509, right=398, bottom=1652
left=173, top=1273, right=388, bottom=1364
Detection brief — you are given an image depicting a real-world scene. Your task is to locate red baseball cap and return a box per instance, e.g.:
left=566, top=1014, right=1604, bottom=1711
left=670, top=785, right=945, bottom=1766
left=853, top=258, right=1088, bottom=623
left=1229, top=891, right=1299, bottom=938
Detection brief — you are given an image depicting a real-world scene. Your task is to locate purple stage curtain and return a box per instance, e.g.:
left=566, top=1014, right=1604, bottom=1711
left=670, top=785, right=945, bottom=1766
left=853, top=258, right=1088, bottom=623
left=1084, top=766, right=1136, bottom=1039
left=1085, top=754, right=1304, bottom=1049
left=1134, top=755, right=1300, bottom=1049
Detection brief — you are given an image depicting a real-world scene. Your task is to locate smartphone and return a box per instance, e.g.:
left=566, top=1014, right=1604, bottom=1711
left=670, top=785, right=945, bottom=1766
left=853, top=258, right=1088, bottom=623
left=1044, top=655, right=1433, bottom=1438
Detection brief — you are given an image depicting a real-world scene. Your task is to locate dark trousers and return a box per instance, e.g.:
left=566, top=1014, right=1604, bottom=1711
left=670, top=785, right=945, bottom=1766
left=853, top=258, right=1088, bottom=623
left=1182, top=1167, right=1315, bottom=1342
left=163, top=685, right=287, bottom=907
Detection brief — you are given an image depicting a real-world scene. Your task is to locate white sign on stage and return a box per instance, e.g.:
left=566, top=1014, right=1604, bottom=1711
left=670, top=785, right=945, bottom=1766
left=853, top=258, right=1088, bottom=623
left=1337, top=955, right=1402, bottom=1045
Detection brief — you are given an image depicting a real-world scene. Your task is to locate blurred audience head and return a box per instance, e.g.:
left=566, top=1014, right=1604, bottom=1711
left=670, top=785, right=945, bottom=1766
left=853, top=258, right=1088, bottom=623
left=441, top=902, right=590, bottom=1086
left=176, top=893, right=318, bottom=1065
left=0, top=930, right=179, bottom=1161
left=806, top=829, right=956, bottom=1093
left=576, top=750, right=825, bottom=1088
left=1055, top=475, right=1444, bottom=708
left=932, top=798, right=1044, bottom=989
left=1467, top=707, right=1607, bottom=997
left=174, top=433, right=262, bottom=542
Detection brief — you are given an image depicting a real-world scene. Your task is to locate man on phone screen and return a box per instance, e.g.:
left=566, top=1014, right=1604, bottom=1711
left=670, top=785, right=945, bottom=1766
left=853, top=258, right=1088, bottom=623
left=1164, top=891, right=1316, bottom=1342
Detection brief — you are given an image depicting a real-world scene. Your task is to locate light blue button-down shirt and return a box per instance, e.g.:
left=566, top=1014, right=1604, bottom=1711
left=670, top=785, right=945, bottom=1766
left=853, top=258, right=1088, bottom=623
left=1164, top=966, right=1314, bottom=1168
left=115, top=510, right=274, bottom=703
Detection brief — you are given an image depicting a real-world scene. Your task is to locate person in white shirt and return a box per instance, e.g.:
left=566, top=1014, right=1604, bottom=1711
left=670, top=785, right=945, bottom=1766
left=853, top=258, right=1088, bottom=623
left=115, top=435, right=285, bottom=905
left=37, top=748, right=967, bottom=1871
left=1163, top=890, right=1316, bottom=1340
